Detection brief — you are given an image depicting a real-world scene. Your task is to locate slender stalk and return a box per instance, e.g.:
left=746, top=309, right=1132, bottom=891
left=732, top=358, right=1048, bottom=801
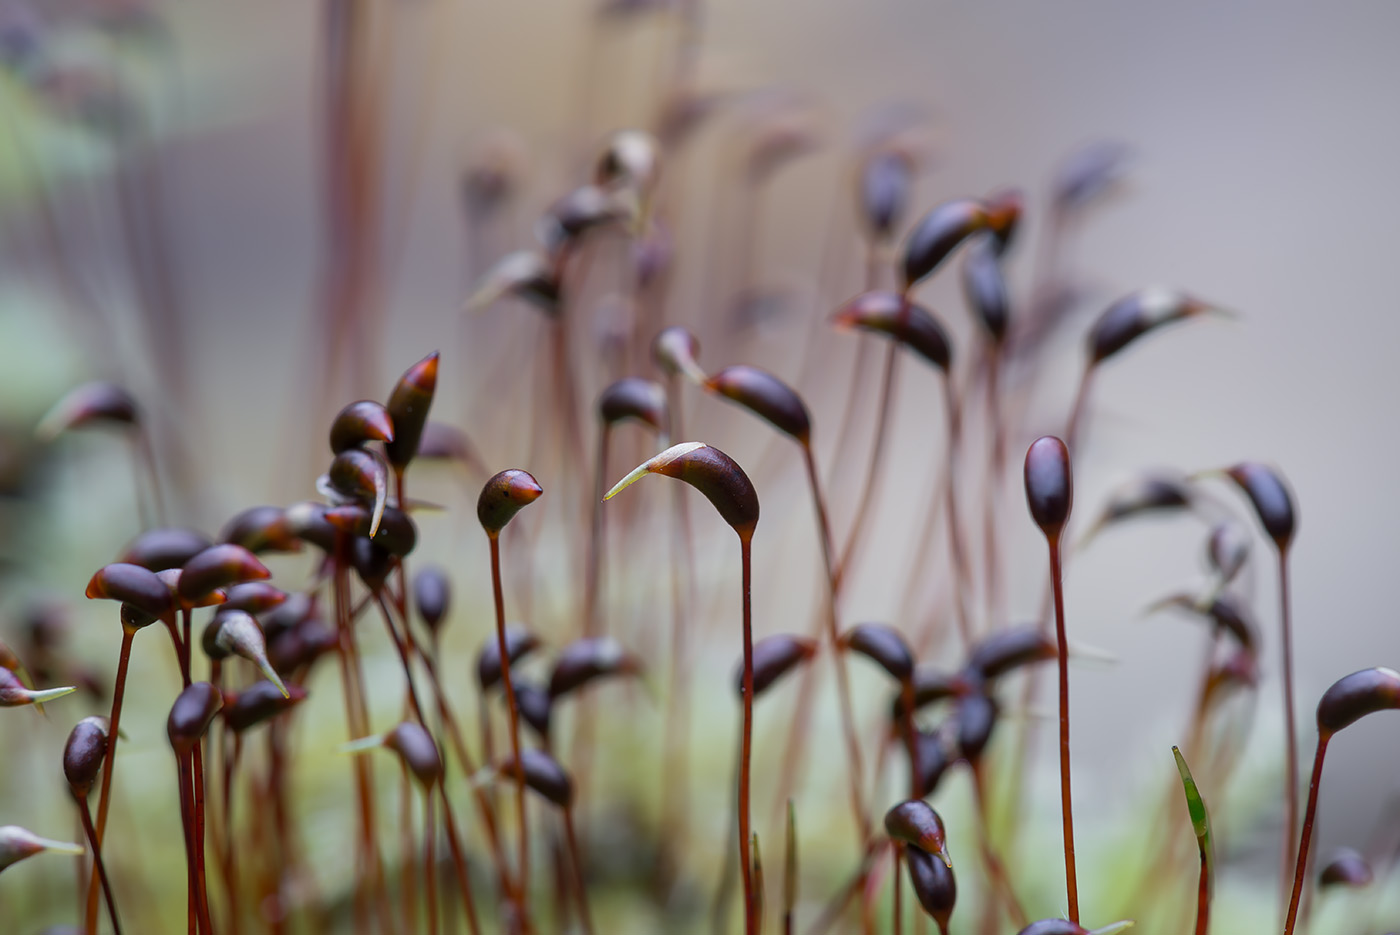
left=1048, top=539, right=1079, bottom=923
left=1284, top=735, right=1330, bottom=935
left=970, top=763, right=1028, bottom=929
left=583, top=427, right=611, bottom=640
left=564, top=809, right=595, bottom=935
left=437, top=783, right=484, bottom=935
left=980, top=347, right=1007, bottom=623
left=940, top=379, right=973, bottom=648
left=1194, top=832, right=1210, bottom=935
left=76, top=797, right=123, bottom=935
left=1062, top=366, right=1094, bottom=455
left=489, top=534, right=531, bottom=926
left=892, top=844, right=904, bottom=935
left=899, top=681, right=919, bottom=797
left=836, top=342, right=901, bottom=583
left=740, top=535, right=757, bottom=935
left=1278, top=549, right=1299, bottom=909
left=178, top=750, right=197, bottom=935
left=424, top=794, right=439, bottom=935
left=399, top=763, right=418, bottom=935
left=192, top=742, right=214, bottom=935
left=87, top=626, right=135, bottom=932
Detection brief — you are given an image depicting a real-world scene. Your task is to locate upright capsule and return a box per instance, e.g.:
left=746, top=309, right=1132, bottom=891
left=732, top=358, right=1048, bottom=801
left=478, top=470, right=543, bottom=537
left=961, top=238, right=1009, bottom=342
left=167, top=682, right=223, bottom=753
left=858, top=149, right=914, bottom=242
left=384, top=353, right=439, bottom=471
left=1024, top=436, right=1074, bottom=541
left=413, top=566, right=452, bottom=635
left=63, top=716, right=110, bottom=798
left=905, top=842, right=957, bottom=934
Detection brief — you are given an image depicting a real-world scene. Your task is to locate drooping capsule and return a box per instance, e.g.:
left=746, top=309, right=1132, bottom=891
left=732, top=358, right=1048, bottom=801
left=1052, top=140, right=1131, bottom=216
left=840, top=623, right=914, bottom=683
left=966, top=627, right=1057, bottom=681
left=915, top=731, right=954, bottom=798
left=961, top=238, right=1009, bottom=342
left=0, top=826, right=85, bottom=874
left=476, top=624, right=542, bottom=692
left=1318, top=847, right=1372, bottom=888
left=901, top=198, right=990, bottom=290
left=1024, top=436, right=1073, bottom=541
left=326, top=449, right=389, bottom=533
left=268, top=619, right=338, bottom=676
left=85, top=563, right=174, bottom=617
left=736, top=634, right=818, bottom=698
left=0, top=667, right=76, bottom=707
left=477, top=470, right=543, bottom=537
left=1316, top=667, right=1400, bottom=735
left=704, top=366, right=811, bottom=445
left=330, top=400, right=395, bottom=455
left=1148, top=593, right=1257, bottom=652
left=177, top=545, right=271, bottom=605
left=831, top=291, right=952, bottom=372
left=1206, top=521, right=1250, bottom=584
left=413, top=566, right=452, bottom=635
left=219, top=582, right=288, bottom=615
left=858, top=149, right=914, bottom=242
left=119, top=528, right=213, bottom=572
left=604, top=442, right=759, bottom=539
left=905, top=842, right=957, bottom=934
left=468, top=251, right=561, bottom=315
left=63, top=716, right=110, bottom=798
left=512, top=679, right=553, bottom=738
left=1080, top=474, right=1193, bottom=545
left=537, top=185, right=628, bottom=254
left=549, top=636, right=644, bottom=699
left=220, top=506, right=303, bottom=554
left=167, top=682, right=223, bottom=753
left=1087, top=288, right=1218, bottom=367
left=598, top=377, right=668, bottom=433
left=884, top=800, right=951, bottom=866
left=224, top=680, right=308, bottom=733
left=1221, top=462, right=1296, bottom=552
left=501, top=748, right=574, bottom=809
left=35, top=382, right=138, bottom=441
left=651, top=326, right=706, bottom=384
left=384, top=722, right=443, bottom=789
left=954, top=692, right=998, bottom=763
left=983, top=187, right=1024, bottom=256
left=206, top=610, right=288, bottom=698
left=384, top=352, right=439, bottom=472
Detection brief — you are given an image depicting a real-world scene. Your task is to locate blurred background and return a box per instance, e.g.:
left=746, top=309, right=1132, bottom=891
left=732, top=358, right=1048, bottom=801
left=1, top=0, right=1399, bottom=932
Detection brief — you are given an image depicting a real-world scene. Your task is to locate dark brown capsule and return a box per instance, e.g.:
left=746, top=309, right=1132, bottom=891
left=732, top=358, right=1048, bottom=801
left=36, top=381, right=139, bottom=440
left=330, top=400, right=395, bottom=455
left=955, top=693, right=998, bottom=763
left=893, top=668, right=967, bottom=721
left=285, top=501, right=338, bottom=552
left=224, top=680, right=308, bottom=733
left=477, top=625, right=542, bottom=691
left=1087, top=288, right=1215, bottom=366
left=470, top=251, right=561, bottom=315
left=704, top=366, right=811, bottom=445
left=155, top=569, right=227, bottom=609
left=1052, top=140, right=1131, bottom=216
left=961, top=238, right=1009, bottom=342
left=651, top=326, right=705, bottom=383
left=916, top=731, right=954, bottom=798
left=259, top=592, right=314, bottom=640
left=327, top=448, right=388, bottom=509
left=905, top=842, right=957, bottom=931
left=220, top=582, right=287, bottom=616
left=840, top=623, right=915, bottom=683
left=901, top=198, right=990, bottom=291
left=598, top=377, right=668, bottom=433
left=503, top=748, right=574, bottom=809
left=1318, top=847, right=1372, bottom=888
left=538, top=185, right=625, bottom=253
left=385, top=722, right=443, bottom=789
left=884, top=800, right=950, bottom=865
left=167, top=682, right=223, bottom=753
left=549, top=636, right=644, bottom=699
left=207, top=610, right=288, bottom=697
left=268, top=619, right=337, bottom=676
left=858, top=149, right=914, bottom=242
left=1222, top=462, right=1296, bottom=551
left=605, top=443, right=759, bottom=539
left=119, top=603, right=159, bottom=632
left=384, top=352, right=439, bottom=471
left=324, top=504, right=417, bottom=557
left=966, top=627, right=1057, bottom=681
left=415, top=422, right=486, bottom=474
left=983, top=187, right=1023, bottom=256
left=413, top=566, right=452, bottom=634
left=220, top=506, right=303, bottom=554
left=512, top=678, right=553, bottom=738
left=477, top=469, right=543, bottom=536
left=1316, top=667, right=1400, bottom=735
left=831, top=291, right=952, bottom=372
left=350, top=537, right=393, bottom=590
left=1024, top=436, right=1073, bottom=540
left=1206, top=521, right=1250, bottom=584
left=62, top=716, right=110, bottom=798
left=1152, top=593, right=1257, bottom=652
left=736, top=634, right=819, bottom=698
left=119, top=527, right=213, bottom=572
left=178, top=544, right=270, bottom=604
left=1083, top=474, right=1193, bottom=545
left=85, top=563, right=173, bottom=617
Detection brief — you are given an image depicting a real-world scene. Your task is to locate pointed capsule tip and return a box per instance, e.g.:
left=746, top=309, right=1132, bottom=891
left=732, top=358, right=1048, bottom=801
left=340, top=734, right=386, bottom=755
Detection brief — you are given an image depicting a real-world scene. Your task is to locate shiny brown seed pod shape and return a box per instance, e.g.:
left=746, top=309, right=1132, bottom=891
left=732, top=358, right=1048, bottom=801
left=384, top=352, right=439, bottom=470
left=1085, top=475, right=1193, bottom=543
left=893, top=668, right=968, bottom=721
left=548, top=636, right=644, bottom=699
left=178, top=544, right=270, bottom=604
left=858, top=149, right=914, bottom=242
left=983, top=187, right=1024, bottom=256
left=224, top=680, right=308, bottom=733
left=883, top=800, right=951, bottom=865
left=284, top=501, right=338, bottom=553
left=511, top=679, right=553, bottom=738
left=63, top=716, right=110, bottom=798
left=155, top=570, right=227, bottom=609
left=831, top=291, right=952, bottom=372
left=415, top=422, right=485, bottom=473
left=1053, top=140, right=1131, bottom=216
left=840, top=623, right=915, bottom=683
left=477, top=469, right=543, bottom=536
left=1222, top=461, right=1296, bottom=551
left=1087, top=288, right=1215, bottom=367
left=955, top=693, right=998, bottom=763
left=324, top=504, right=418, bottom=557
left=1316, top=667, right=1400, bottom=735
left=1024, top=436, right=1073, bottom=540
left=35, top=381, right=139, bottom=441
left=268, top=620, right=338, bottom=676
left=905, top=842, right=957, bottom=930
left=503, top=748, right=574, bottom=809
left=350, top=538, right=394, bottom=590
left=413, top=566, right=452, bottom=634
left=1318, top=847, right=1373, bottom=888
left=86, top=563, right=173, bottom=617
left=385, top=722, right=443, bottom=789
left=598, top=377, right=668, bottom=433
left=329, top=400, right=395, bottom=455
left=469, top=251, right=561, bottom=315
left=651, top=326, right=705, bottom=383
left=704, top=366, right=811, bottom=445
left=477, top=624, right=542, bottom=691
left=220, top=506, right=303, bottom=554
left=961, top=238, right=1009, bottom=342
left=966, top=627, right=1057, bottom=681
left=259, top=592, right=314, bottom=640
left=120, top=527, right=214, bottom=572
left=901, top=198, right=990, bottom=291
left=219, top=581, right=287, bottom=616
left=167, top=682, right=223, bottom=754
left=916, top=731, right=954, bottom=798
left=328, top=448, right=387, bottom=508
left=1151, top=593, right=1257, bottom=653
left=1206, top=521, right=1250, bottom=583
left=119, top=603, right=159, bottom=632
left=209, top=610, right=288, bottom=697
left=735, top=634, right=819, bottom=698
left=0, top=826, right=84, bottom=873
left=605, top=442, right=759, bottom=539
